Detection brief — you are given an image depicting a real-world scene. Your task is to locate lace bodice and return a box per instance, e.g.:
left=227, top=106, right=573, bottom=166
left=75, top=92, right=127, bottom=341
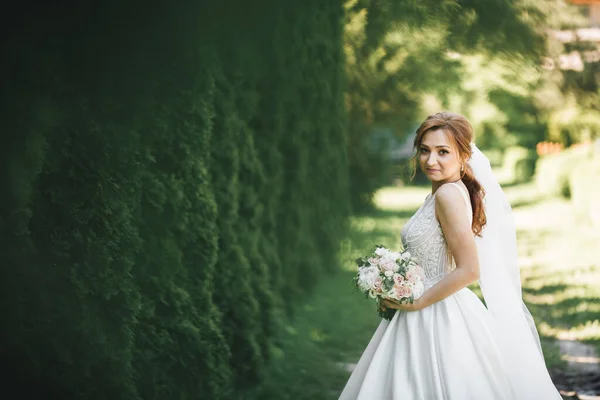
left=400, top=183, right=472, bottom=289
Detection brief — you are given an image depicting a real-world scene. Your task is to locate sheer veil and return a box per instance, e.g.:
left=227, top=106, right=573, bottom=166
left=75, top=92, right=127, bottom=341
left=469, top=143, right=561, bottom=399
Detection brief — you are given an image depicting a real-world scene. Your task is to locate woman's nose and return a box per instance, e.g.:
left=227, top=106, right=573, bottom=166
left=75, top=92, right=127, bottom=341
left=427, top=154, right=437, bottom=166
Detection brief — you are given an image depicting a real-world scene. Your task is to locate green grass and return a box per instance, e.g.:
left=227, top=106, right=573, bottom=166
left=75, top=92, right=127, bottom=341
left=509, top=185, right=600, bottom=358
left=247, top=183, right=600, bottom=399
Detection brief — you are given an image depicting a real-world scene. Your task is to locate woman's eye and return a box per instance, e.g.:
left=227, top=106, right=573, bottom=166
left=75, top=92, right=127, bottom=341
left=439, top=149, right=449, bottom=155
left=420, top=148, right=429, bottom=153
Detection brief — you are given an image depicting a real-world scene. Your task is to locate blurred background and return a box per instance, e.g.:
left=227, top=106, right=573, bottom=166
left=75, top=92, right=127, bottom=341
left=1, top=0, right=599, bottom=399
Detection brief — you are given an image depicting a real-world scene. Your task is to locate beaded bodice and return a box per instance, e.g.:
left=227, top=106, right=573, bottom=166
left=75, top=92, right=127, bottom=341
left=400, top=183, right=472, bottom=289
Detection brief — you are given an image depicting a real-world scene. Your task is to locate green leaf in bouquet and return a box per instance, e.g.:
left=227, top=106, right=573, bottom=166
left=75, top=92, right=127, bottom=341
left=377, top=306, right=396, bottom=321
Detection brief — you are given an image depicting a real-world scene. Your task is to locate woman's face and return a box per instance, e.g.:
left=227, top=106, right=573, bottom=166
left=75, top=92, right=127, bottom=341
left=418, top=128, right=462, bottom=183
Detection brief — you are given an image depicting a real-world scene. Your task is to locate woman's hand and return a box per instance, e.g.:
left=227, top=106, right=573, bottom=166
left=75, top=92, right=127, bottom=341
left=380, top=297, right=425, bottom=312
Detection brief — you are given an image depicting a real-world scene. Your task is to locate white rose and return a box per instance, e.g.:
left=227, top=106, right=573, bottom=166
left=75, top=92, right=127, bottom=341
left=384, top=270, right=394, bottom=278
left=388, top=251, right=400, bottom=261
left=401, top=251, right=411, bottom=261
left=358, top=266, right=380, bottom=291
left=375, top=247, right=389, bottom=257
left=368, top=265, right=380, bottom=276
left=379, top=258, right=395, bottom=272
left=356, top=277, right=370, bottom=292
left=368, top=257, right=380, bottom=266
left=412, top=281, right=425, bottom=299
left=357, top=270, right=372, bottom=291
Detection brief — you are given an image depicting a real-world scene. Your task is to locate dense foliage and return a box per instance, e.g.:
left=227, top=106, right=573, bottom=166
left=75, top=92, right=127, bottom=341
left=343, top=0, right=545, bottom=209
left=0, top=1, right=348, bottom=399
left=345, top=0, right=600, bottom=204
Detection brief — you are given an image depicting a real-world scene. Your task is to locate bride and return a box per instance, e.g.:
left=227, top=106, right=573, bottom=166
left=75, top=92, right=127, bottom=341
left=338, top=112, right=561, bottom=399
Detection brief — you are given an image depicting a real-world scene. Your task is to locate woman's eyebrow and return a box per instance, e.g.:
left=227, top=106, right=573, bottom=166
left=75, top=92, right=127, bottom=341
left=420, top=144, right=451, bottom=149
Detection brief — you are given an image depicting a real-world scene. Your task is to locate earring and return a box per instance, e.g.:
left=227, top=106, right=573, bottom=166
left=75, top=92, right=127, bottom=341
left=461, top=164, right=464, bottom=172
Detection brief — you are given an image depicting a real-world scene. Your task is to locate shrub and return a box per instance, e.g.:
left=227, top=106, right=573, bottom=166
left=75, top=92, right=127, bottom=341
left=535, top=146, right=589, bottom=198
left=568, top=152, right=600, bottom=227
left=503, top=146, right=537, bottom=184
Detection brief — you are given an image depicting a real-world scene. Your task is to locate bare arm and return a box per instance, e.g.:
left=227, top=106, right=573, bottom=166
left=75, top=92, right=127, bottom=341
left=382, top=184, right=479, bottom=311
left=417, top=185, right=479, bottom=308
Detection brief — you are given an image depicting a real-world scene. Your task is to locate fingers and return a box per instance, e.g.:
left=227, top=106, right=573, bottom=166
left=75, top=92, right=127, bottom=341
left=381, top=299, right=416, bottom=312
left=395, top=303, right=414, bottom=312
left=381, top=300, right=395, bottom=309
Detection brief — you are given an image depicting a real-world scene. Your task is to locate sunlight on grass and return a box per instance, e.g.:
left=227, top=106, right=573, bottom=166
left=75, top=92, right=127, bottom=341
left=374, top=186, right=429, bottom=211
left=539, top=320, right=600, bottom=342
left=502, top=183, right=600, bottom=358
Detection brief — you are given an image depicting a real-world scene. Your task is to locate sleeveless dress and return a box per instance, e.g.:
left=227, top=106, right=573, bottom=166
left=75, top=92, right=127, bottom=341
left=338, top=182, right=518, bottom=400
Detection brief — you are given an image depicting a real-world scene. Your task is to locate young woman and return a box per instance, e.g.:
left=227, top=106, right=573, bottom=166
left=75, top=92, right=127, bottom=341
left=338, top=112, right=561, bottom=399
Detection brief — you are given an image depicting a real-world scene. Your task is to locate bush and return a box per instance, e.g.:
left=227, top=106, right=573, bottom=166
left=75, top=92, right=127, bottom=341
left=350, top=151, right=394, bottom=211
left=568, top=152, right=600, bottom=227
left=482, top=148, right=504, bottom=168
left=503, top=146, right=537, bottom=184
left=535, top=147, right=589, bottom=198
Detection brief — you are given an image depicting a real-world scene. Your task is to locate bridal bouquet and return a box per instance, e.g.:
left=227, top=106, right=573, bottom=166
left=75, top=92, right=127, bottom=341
left=354, top=245, right=425, bottom=320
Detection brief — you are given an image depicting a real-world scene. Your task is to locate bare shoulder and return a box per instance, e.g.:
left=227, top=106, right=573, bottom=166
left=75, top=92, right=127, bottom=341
left=435, top=183, right=466, bottom=206
left=434, top=183, right=470, bottom=219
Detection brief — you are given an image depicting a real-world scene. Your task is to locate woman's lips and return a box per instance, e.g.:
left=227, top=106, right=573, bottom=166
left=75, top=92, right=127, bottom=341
left=426, top=168, right=439, bottom=173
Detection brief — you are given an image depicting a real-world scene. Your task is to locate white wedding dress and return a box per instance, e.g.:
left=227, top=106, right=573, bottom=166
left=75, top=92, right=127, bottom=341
left=338, top=182, right=555, bottom=400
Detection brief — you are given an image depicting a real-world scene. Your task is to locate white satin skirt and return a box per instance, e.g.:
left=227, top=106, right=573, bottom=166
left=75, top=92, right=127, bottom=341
left=338, top=288, right=517, bottom=400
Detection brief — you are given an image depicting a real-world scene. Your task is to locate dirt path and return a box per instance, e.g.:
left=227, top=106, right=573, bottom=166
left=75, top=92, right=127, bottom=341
left=553, top=340, right=600, bottom=399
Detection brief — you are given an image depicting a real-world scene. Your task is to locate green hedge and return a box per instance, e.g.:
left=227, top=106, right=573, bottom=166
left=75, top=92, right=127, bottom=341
left=0, top=1, right=348, bottom=399
left=503, top=146, right=537, bottom=184
left=535, top=147, right=589, bottom=198
left=568, top=150, right=600, bottom=226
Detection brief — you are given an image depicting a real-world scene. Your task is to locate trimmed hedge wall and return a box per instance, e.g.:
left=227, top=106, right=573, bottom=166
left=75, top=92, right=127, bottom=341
left=0, top=1, right=348, bottom=399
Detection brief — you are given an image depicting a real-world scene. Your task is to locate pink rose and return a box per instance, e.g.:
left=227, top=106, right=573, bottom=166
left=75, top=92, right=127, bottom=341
left=393, top=273, right=404, bottom=286
left=396, top=284, right=413, bottom=299
left=412, top=281, right=425, bottom=298
left=406, top=269, right=422, bottom=284
left=368, top=257, right=380, bottom=266
left=372, top=276, right=383, bottom=292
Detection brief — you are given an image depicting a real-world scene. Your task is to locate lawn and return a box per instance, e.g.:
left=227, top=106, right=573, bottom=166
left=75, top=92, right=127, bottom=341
left=247, top=183, right=600, bottom=400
